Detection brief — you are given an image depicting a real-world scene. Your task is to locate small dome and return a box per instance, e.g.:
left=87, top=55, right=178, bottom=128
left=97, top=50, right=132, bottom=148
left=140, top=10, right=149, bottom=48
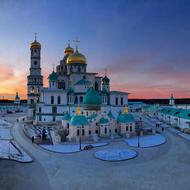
left=67, top=49, right=86, bottom=64
left=64, top=44, right=74, bottom=55
left=30, top=40, right=41, bottom=49
left=48, top=70, right=58, bottom=81
left=70, top=107, right=88, bottom=126
left=99, top=117, right=109, bottom=124
left=102, top=75, right=110, bottom=84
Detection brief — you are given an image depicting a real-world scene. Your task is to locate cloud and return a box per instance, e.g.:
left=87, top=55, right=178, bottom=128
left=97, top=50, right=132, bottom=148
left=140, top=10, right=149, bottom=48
left=0, top=63, right=14, bottom=81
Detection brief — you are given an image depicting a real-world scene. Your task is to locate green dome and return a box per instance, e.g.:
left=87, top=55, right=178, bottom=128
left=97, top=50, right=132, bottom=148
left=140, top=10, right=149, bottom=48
left=108, top=111, right=115, bottom=119
left=70, top=115, right=88, bottom=126
left=99, top=117, right=109, bottom=124
left=48, top=70, right=58, bottom=81
left=117, top=113, right=134, bottom=123
left=83, top=87, right=101, bottom=106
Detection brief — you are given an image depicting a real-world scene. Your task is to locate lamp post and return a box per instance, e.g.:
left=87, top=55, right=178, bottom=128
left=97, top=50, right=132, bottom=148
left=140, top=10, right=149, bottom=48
left=138, top=117, right=142, bottom=148
left=79, top=125, right=82, bottom=150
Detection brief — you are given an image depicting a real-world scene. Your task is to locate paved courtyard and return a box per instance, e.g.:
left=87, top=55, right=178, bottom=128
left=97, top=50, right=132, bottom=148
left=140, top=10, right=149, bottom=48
left=0, top=113, right=190, bottom=190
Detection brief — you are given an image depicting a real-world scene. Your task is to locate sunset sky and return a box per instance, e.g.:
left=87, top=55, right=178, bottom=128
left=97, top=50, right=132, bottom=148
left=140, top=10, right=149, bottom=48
left=0, top=0, right=190, bottom=99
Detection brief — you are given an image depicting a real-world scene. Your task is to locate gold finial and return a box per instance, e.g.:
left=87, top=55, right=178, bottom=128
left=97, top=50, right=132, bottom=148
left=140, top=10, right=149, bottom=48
left=124, top=106, right=128, bottom=114
left=76, top=106, right=81, bottom=115
left=73, top=37, right=80, bottom=51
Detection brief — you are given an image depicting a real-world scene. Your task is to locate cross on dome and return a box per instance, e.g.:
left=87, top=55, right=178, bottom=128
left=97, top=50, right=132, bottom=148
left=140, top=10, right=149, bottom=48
left=73, top=38, right=80, bottom=51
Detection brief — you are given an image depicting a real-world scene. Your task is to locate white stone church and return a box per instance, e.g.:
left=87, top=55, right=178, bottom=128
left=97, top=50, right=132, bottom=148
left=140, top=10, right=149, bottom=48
left=27, top=37, right=136, bottom=141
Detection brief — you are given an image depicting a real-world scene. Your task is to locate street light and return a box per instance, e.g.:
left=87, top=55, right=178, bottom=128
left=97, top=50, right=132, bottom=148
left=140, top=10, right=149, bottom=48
left=79, top=125, right=82, bottom=150
left=138, top=117, right=142, bottom=148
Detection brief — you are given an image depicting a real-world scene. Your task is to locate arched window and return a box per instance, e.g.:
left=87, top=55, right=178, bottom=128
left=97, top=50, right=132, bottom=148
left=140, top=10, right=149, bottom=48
left=74, top=96, right=78, bottom=104
left=58, top=81, right=65, bottom=89
left=121, top=97, right=123, bottom=105
left=95, top=81, right=99, bottom=91
left=31, top=87, right=34, bottom=93
left=115, top=97, right=118, bottom=105
left=51, top=96, right=54, bottom=104
left=76, top=129, right=79, bottom=136
left=80, top=96, right=83, bottom=103
left=105, top=128, right=107, bottom=134
left=57, top=96, right=61, bottom=104
left=82, top=129, right=85, bottom=136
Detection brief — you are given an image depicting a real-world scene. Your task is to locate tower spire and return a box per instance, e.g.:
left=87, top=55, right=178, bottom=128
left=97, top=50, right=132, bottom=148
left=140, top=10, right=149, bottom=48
left=34, top=32, right=37, bottom=41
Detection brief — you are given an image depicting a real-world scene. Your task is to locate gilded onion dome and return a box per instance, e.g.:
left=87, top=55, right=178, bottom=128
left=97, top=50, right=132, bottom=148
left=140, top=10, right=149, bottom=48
left=67, top=49, right=86, bottom=64
left=64, top=44, right=74, bottom=55
left=30, top=40, right=41, bottom=49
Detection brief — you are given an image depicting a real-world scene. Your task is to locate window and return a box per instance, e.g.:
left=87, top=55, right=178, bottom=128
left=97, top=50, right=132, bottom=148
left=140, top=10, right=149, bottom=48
left=34, top=61, right=37, bottom=65
left=95, top=130, right=98, bottom=134
left=57, top=96, right=61, bottom=104
left=39, top=107, right=41, bottom=113
left=67, top=123, right=69, bottom=129
left=126, top=126, right=128, bottom=131
left=77, top=129, right=80, bottom=136
left=58, top=81, right=65, bottom=89
left=82, top=129, right=85, bottom=136
left=115, top=129, right=117, bottom=133
left=51, top=96, right=54, bottom=104
left=74, top=96, right=78, bottom=104
left=52, top=106, right=57, bottom=114
left=105, top=128, right=107, bottom=134
left=130, top=126, right=133, bottom=132
left=89, top=130, right=91, bottom=135
left=83, top=76, right=86, bottom=79
left=121, top=97, right=123, bottom=105
left=95, top=81, right=99, bottom=91
left=39, top=116, right=41, bottom=121
left=80, top=96, right=83, bottom=103
left=115, top=97, right=118, bottom=105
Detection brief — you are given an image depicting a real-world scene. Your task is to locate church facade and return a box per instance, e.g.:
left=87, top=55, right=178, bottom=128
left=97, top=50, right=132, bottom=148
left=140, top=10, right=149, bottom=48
left=27, top=37, right=129, bottom=124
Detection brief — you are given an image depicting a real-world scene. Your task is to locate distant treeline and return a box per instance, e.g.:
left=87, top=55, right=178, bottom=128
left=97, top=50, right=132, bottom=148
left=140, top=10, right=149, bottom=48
left=1, top=98, right=190, bottom=105
left=129, top=99, right=190, bottom=105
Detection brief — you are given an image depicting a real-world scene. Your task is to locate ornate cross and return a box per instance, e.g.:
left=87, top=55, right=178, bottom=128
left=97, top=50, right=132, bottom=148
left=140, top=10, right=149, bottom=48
left=52, top=63, right=55, bottom=71
left=73, top=38, right=80, bottom=50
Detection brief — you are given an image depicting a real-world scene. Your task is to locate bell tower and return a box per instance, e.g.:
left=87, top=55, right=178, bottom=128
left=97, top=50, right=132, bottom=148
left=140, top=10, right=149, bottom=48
left=27, top=33, right=43, bottom=105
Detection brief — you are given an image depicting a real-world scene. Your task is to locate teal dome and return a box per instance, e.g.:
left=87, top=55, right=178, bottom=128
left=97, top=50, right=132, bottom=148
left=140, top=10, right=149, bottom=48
left=70, top=115, right=88, bottom=126
left=117, top=113, right=134, bottom=123
left=108, top=111, right=115, bottom=119
left=83, top=87, right=101, bottom=110
left=99, top=117, right=109, bottom=124
left=83, top=87, right=101, bottom=105
left=48, top=70, right=58, bottom=81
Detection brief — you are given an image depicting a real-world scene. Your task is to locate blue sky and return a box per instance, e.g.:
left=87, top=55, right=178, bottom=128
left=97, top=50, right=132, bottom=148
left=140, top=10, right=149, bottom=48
left=0, top=0, right=190, bottom=99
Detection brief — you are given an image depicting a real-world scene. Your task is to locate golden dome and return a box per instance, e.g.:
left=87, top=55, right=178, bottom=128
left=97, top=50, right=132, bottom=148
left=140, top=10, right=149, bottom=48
left=64, top=45, right=74, bottom=55
left=67, top=49, right=86, bottom=64
left=30, top=40, right=41, bottom=49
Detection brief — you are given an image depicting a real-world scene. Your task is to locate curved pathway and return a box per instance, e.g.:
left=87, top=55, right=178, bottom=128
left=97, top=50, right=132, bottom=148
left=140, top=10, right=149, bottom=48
left=1, top=114, right=190, bottom=190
